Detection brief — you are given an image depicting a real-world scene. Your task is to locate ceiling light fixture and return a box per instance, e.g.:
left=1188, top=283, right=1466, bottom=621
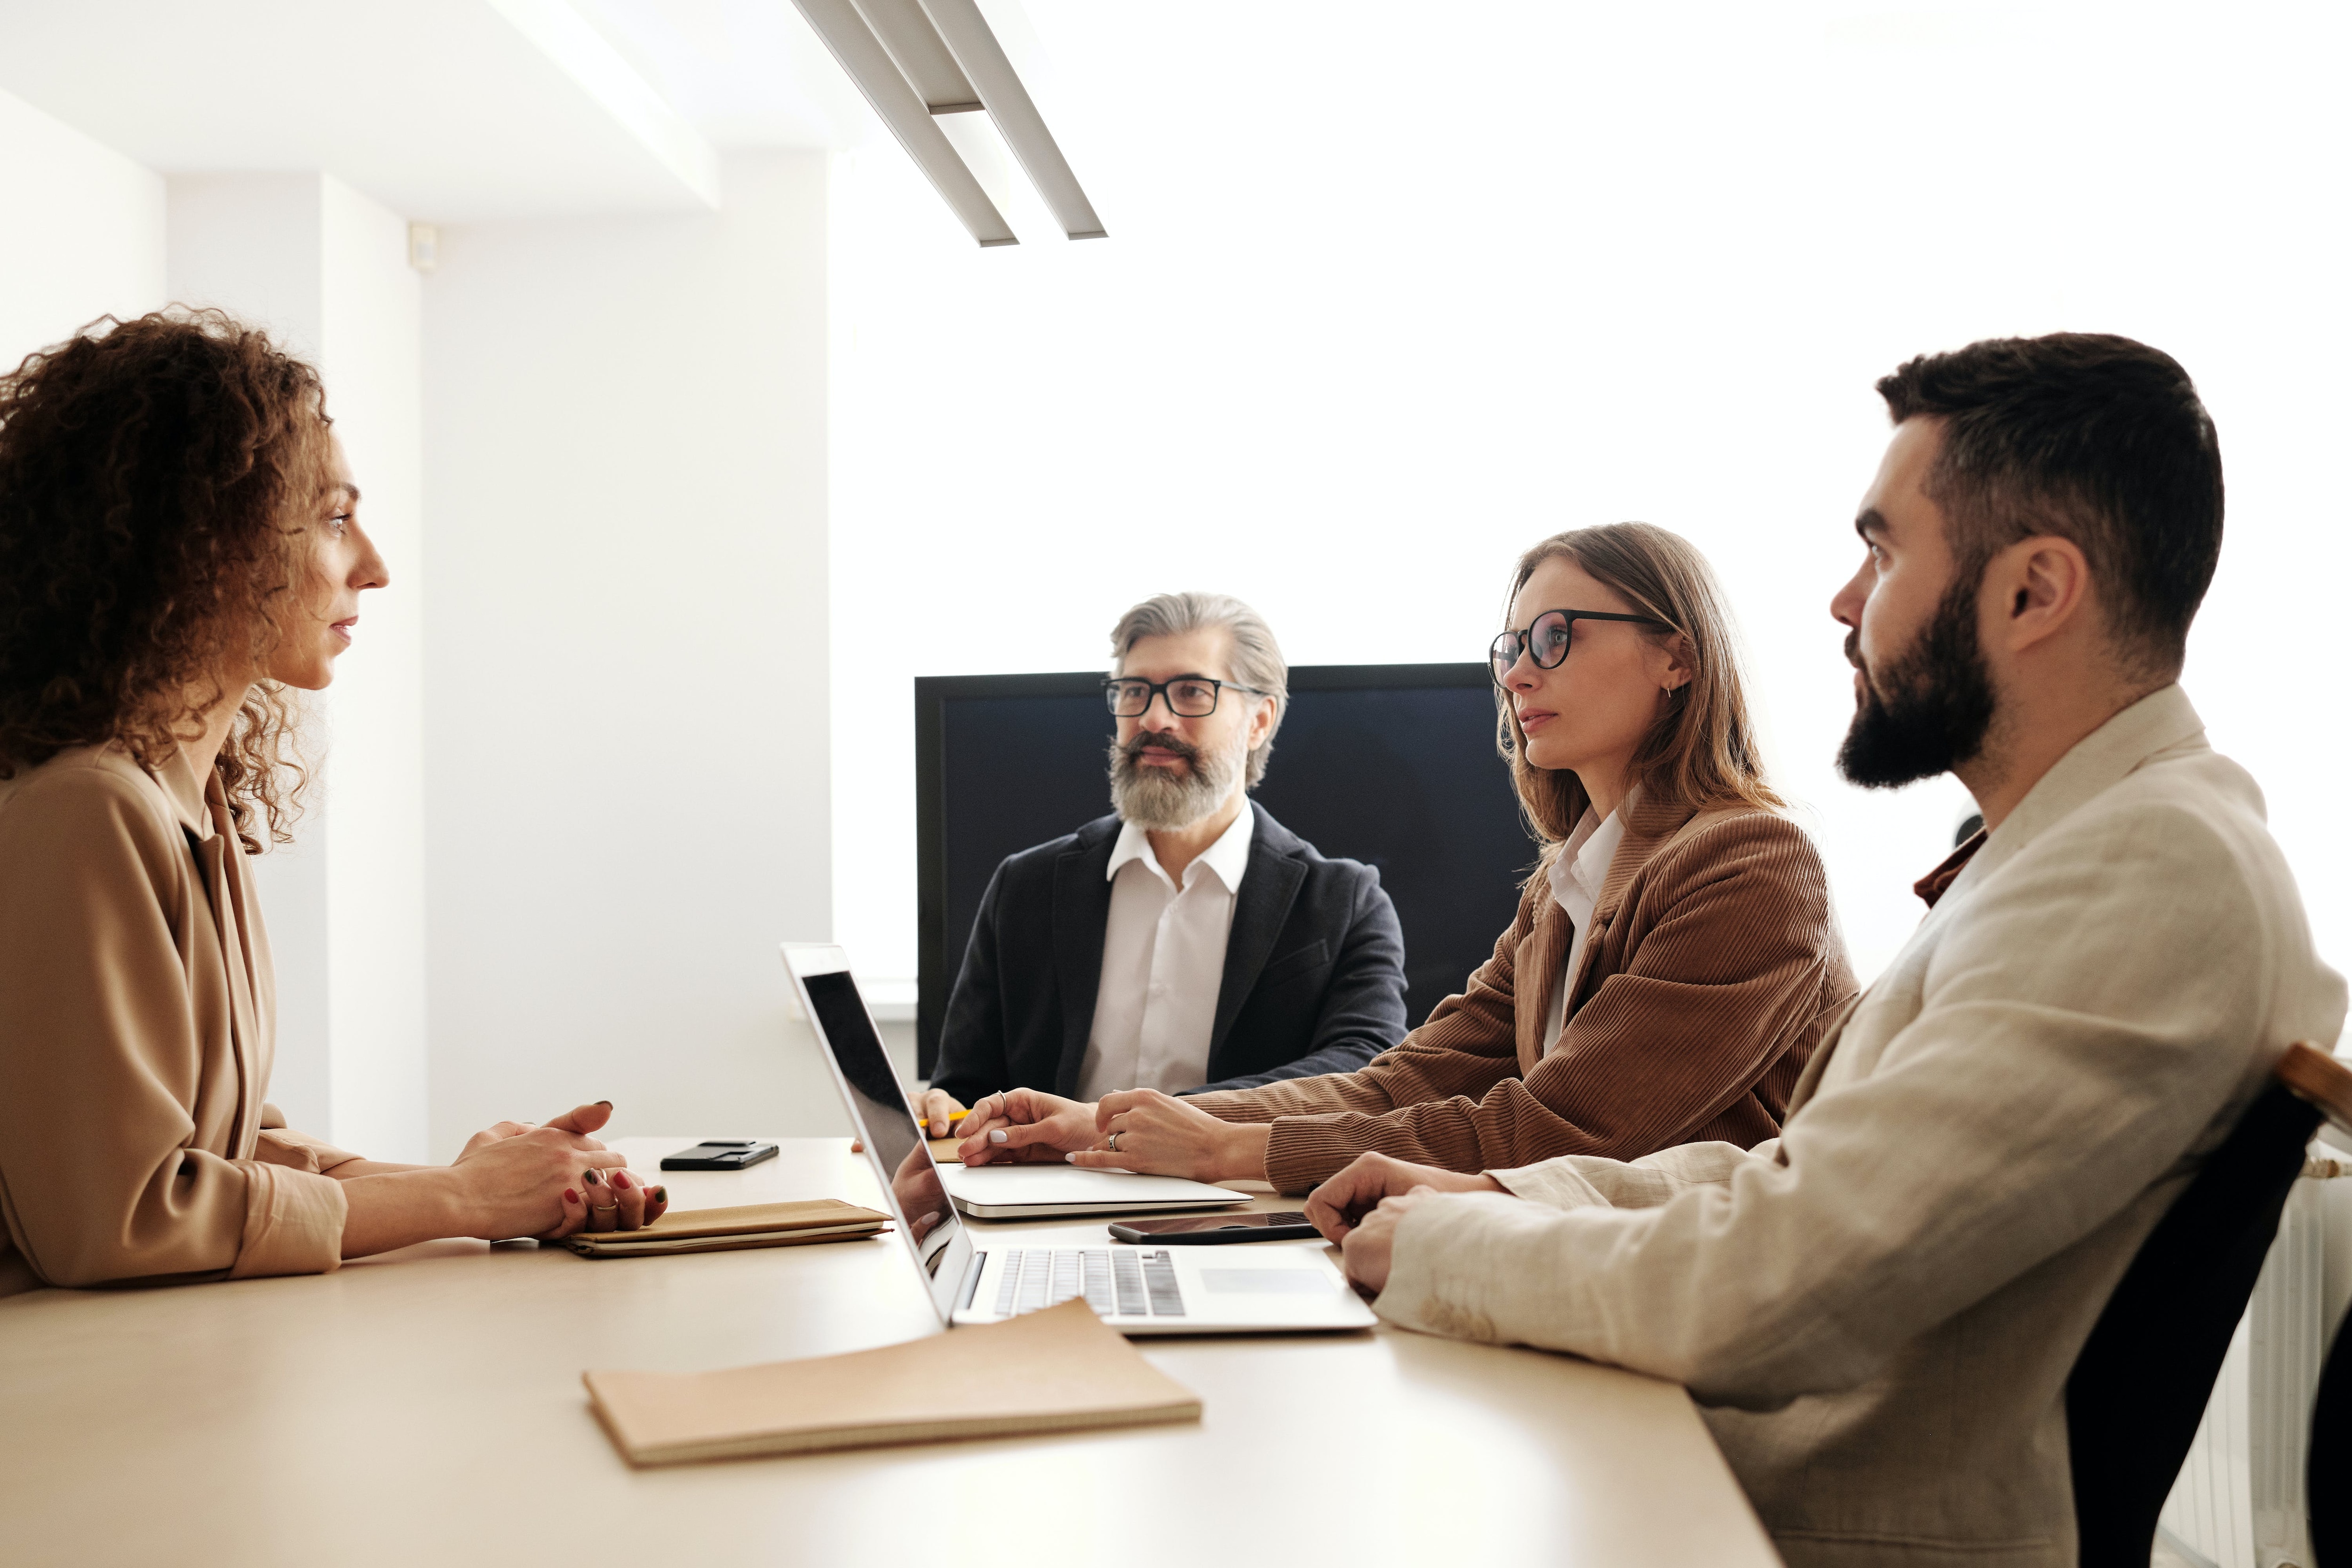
left=790, top=0, right=1104, bottom=247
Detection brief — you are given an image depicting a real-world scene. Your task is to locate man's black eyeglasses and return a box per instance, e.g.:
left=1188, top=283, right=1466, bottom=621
left=1103, top=677, right=1271, bottom=718
left=1489, top=609, right=1671, bottom=686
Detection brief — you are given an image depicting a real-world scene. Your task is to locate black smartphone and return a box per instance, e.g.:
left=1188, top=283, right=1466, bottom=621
left=659, top=1140, right=779, bottom=1171
left=1108, top=1211, right=1319, bottom=1244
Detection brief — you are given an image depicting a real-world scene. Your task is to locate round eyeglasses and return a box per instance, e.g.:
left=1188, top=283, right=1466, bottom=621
left=1489, top=609, right=1672, bottom=686
left=1102, top=676, right=1270, bottom=718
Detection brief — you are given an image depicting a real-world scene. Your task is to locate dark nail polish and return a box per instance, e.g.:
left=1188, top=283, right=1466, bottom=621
left=595, top=1099, right=612, bottom=1108
left=564, top=1188, right=580, bottom=1204
left=651, top=1187, right=667, bottom=1204
left=612, top=1172, right=630, bottom=1190
left=583, top=1169, right=602, bottom=1186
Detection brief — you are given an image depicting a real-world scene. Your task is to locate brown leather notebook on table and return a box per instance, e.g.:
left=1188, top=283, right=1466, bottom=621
left=584, top=1298, right=1202, bottom=1465
left=563, top=1199, right=890, bottom=1258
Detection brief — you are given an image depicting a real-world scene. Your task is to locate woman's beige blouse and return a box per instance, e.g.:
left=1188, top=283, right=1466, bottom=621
left=0, top=745, right=356, bottom=1297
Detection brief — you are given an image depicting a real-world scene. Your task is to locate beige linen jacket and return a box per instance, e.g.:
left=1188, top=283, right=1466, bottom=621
left=1372, top=686, right=2347, bottom=1568
left=0, top=745, right=356, bottom=1297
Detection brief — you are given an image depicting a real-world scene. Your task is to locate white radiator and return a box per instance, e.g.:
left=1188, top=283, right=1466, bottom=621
left=2154, top=1174, right=2333, bottom=1568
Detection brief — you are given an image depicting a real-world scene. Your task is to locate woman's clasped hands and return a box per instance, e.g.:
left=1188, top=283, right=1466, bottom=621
left=445, top=1100, right=669, bottom=1241
left=950, top=1086, right=1269, bottom=1181
left=948, top=1087, right=1100, bottom=1165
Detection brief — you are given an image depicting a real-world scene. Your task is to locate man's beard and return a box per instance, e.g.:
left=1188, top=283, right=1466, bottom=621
left=1836, top=573, right=1998, bottom=789
left=1108, top=728, right=1245, bottom=830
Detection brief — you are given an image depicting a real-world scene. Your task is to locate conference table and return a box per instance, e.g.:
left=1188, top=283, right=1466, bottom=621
left=0, top=1136, right=1781, bottom=1567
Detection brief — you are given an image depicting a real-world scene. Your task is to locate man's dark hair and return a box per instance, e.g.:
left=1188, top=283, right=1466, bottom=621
left=1877, top=332, right=2223, bottom=676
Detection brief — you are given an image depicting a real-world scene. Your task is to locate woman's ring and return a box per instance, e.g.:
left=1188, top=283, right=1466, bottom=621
left=1106, top=1131, right=1123, bottom=1153
left=591, top=1202, right=618, bottom=1214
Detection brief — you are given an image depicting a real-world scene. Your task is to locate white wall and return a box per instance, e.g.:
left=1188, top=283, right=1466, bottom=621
left=165, top=172, right=430, bottom=1160
left=827, top=2, right=2352, bottom=1008
left=419, top=151, right=839, bottom=1157
left=317, top=180, right=429, bottom=1162
left=0, top=84, right=163, bottom=376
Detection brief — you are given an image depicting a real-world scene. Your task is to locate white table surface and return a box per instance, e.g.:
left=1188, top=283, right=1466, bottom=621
left=0, top=1135, right=1780, bottom=1567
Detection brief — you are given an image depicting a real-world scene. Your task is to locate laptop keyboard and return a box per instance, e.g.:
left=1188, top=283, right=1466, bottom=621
left=991, top=1248, right=1185, bottom=1318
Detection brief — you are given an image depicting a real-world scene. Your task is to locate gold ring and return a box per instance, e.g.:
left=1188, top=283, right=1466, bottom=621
left=591, top=1202, right=618, bottom=1213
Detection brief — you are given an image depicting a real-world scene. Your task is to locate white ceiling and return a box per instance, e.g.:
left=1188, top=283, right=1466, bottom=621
left=570, top=0, right=866, bottom=152
left=0, top=0, right=879, bottom=221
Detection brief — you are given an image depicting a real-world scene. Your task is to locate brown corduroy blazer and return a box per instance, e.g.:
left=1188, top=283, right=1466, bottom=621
left=1185, top=792, right=1859, bottom=1194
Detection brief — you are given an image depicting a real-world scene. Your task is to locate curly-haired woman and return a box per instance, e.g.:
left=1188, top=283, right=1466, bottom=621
left=953, top=523, right=1860, bottom=1197
left=0, top=311, right=666, bottom=1297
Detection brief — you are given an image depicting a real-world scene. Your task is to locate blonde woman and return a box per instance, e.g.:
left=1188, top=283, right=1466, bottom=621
left=955, top=523, right=1858, bottom=1195
left=0, top=313, right=665, bottom=1296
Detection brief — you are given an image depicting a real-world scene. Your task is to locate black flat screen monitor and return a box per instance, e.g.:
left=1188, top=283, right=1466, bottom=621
left=914, top=663, right=1534, bottom=1080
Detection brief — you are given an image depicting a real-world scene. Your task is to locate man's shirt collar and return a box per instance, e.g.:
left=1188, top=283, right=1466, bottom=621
left=1918, top=684, right=2206, bottom=913
left=1107, top=801, right=1256, bottom=894
left=1914, top=832, right=1985, bottom=909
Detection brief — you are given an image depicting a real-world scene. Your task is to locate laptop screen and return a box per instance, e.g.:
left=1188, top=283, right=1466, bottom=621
left=797, top=966, right=968, bottom=1317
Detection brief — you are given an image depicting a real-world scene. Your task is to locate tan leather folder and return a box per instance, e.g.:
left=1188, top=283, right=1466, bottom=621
left=564, top=1199, right=890, bottom=1258
left=584, top=1298, right=1202, bottom=1464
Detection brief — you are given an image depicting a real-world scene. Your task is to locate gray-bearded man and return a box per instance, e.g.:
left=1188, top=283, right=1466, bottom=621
left=918, top=592, right=1408, bottom=1132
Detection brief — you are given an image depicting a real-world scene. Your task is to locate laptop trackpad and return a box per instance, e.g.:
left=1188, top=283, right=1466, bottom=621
left=1200, top=1269, right=1333, bottom=1295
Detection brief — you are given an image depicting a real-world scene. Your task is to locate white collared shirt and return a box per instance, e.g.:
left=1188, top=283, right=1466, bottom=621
left=1540, top=804, right=1627, bottom=1054
left=1075, top=803, right=1256, bottom=1102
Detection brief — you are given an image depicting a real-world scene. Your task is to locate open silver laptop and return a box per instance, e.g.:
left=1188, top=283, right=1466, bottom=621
left=781, top=942, right=1376, bottom=1336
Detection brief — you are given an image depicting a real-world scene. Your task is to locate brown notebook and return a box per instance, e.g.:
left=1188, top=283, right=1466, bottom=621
left=584, top=1298, right=1202, bottom=1465
left=564, top=1199, right=890, bottom=1259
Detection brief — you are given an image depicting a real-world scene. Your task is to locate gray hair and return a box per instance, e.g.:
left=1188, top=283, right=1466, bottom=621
left=1108, top=591, right=1287, bottom=787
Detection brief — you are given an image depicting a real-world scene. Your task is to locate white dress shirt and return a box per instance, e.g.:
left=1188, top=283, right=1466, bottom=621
left=1540, top=804, right=1627, bottom=1054
left=1075, top=803, right=1256, bottom=1102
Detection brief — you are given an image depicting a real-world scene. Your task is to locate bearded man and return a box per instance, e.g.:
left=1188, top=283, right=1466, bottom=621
left=1300, top=334, right=2345, bottom=1568
left=920, top=592, right=1407, bottom=1128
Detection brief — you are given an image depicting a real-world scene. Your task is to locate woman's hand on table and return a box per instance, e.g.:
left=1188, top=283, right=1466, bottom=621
left=1068, top=1090, right=1269, bottom=1182
left=954, top=1088, right=1099, bottom=1165
left=338, top=1102, right=668, bottom=1258
left=1303, top=1153, right=1504, bottom=1242
left=448, top=1101, right=668, bottom=1240
left=457, top=1097, right=612, bottom=1160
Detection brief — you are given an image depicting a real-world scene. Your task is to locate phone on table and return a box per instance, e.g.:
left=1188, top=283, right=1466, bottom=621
left=1107, top=1211, right=1319, bottom=1244
left=659, top=1140, right=779, bottom=1171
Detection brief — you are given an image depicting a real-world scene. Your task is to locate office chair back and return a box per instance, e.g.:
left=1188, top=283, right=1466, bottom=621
left=2314, top=1311, right=2347, bottom=1567
left=2066, top=1046, right=2330, bottom=1568
left=2273, top=1043, right=2352, bottom=1568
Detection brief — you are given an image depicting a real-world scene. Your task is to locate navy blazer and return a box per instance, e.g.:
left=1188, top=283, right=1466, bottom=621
left=930, top=806, right=1408, bottom=1104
